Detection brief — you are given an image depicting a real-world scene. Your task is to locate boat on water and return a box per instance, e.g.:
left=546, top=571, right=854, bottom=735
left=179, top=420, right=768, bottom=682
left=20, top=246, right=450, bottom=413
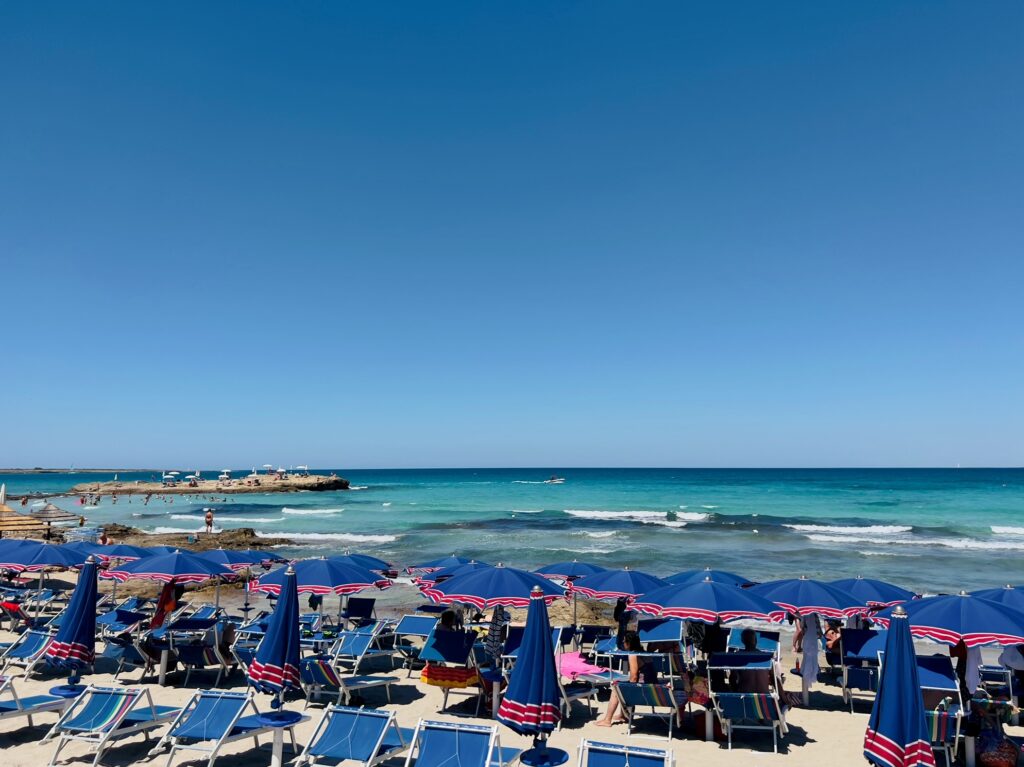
left=544, top=475, right=565, bottom=484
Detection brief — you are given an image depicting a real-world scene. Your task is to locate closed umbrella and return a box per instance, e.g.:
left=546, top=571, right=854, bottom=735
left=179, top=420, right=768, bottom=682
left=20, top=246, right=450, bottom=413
left=863, top=606, right=937, bottom=767
left=421, top=563, right=565, bottom=610
left=45, top=555, right=98, bottom=691
left=632, top=577, right=785, bottom=623
left=249, top=564, right=301, bottom=702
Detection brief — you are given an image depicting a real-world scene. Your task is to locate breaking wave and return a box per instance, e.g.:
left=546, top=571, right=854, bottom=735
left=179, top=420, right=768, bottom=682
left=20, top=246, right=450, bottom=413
left=785, top=524, right=912, bottom=535
left=282, top=507, right=344, bottom=516
left=257, top=531, right=398, bottom=543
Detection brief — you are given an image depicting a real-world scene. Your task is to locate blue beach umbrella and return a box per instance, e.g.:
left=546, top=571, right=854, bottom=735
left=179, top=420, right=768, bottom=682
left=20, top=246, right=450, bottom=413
left=417, top=560, right=492, bottom=587
left=253, top=556, right=390, bottom=596
left=408, top=554, right=481, bottom=574
left=873, top=592, right=1024, bottom=647
left=104, top=549, right=233, bottom=584
left=632, top=578, right=786, bottom=624
left=200, top=548, right=268, bottom=571
left=60, top=541, right=106, bottom=560
left=0, top=541, right=84, bottom=572
left=45, top=555, right=99, bottom=686
left=666, top=567, right=752, bottom=587
left=497, top=586, right=565, bottom=766
left=569, top=567, right=668, bottom=601
left=969, top=585, right=1024, bottom=612
left=830, top=577, right=916, bottom=608
left=863, top=606, right=937, bottom=767
left=534, top=560, right=608, bottom=580
left=329, top=552, right=394, bottom=574
left=749, top=576, right=864, bottom=618
left=95, top=543, right=154, bottom=562
left=249, top=563, right=301, bottom=703
left=422, top=563, right=565, bottom=610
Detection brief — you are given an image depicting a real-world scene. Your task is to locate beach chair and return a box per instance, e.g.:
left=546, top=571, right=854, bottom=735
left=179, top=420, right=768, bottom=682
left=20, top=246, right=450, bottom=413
left=417, top=628, right=483, bottom=714
left=0, top=674, right=69, bottom=727
left=577, top=740, right=673, bottom=767
left=100, top=633, right=151, bottom=679
left=558, top=676, right=597, bottom=727
left=614, top=683, right=684, bottom=740
left=1, top=629, right=55, bottom=676
left=165, top=618, right=234, bottom=686
left=97, top=608, right=149, bottom=637
left=839, top=628, right=887, bottom=712
left=231, top=641, right=260, bottom=675
left=978, top=665, right=1015, bottom=700
left=148, top=689, right=297, bottom=767
left=726, top=629, right=781, bottom=659
left=403, top=719, right=519, bottom=767
left=708, top=653, right=787, bottom=752
left=575, top=624, right=612, bottom=653
left=339, top=597, right=377, bottom=629
left=299, top=653, right=399, bottom=707
left=329, top=625, right=396, bottom=675
left=295, top=705, right=413, bottom=767
left=394, top=614, right=439, bottom=676
left=914, top=654, right=964, bottom=764
left=42, top=685, right=180, bottom=767
left=188, top=604, right=221, bottom=621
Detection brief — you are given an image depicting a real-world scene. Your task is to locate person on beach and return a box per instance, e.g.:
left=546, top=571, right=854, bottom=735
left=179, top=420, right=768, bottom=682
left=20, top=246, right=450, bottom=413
left=204, top=508, right=214, bottom=533
left=732, top=628, right=772, bottom=693
left=997, top=644, right=1024, bottom=706
left=794, top=613, right=822, bottom=687
left=597, top=631, right=656, bottom=727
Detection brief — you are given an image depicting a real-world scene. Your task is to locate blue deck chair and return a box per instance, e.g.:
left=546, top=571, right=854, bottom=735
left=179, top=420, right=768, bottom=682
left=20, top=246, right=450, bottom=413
left=402, top=719, right=519, bottom=767
left=707, top=652, right=787, bottom=752
left=726, top=629, right=781, bottom=658
left=231, top=641, right=260, bottom=675
left=1, top=629, right=55, bottom=676
left=912, top=654, right=964, bottom=764
left=637, top=619, right=684, bottom=649
left=340, top=597, right=377, bottom=629
left=394, top=615, right=439, bottom=676
left=101, top=634, right=151, bottom=679
left=0, top=674, right=69, bottom=727
left=417, top=627, right=483, bottom=714
left=328, top=625, right=395, bottom=675
left=188, top=604, right=221, bottom=621
left=295, top=705, right=413, bottom=767
left=42, top=685, right=180, bottom=767
left=577, top=739, right=673, bottom=767
left=299, top=654, right=399, bottom=707
left=148, top=689, right=297, bottom=767
left=978, top=665, right=1015, bottom=700
left=168, top=618, right=234, bottom=686
left=575, top=624, right=612, bottom=653
left=97, top=608, right=149, bottom=637
left=839, top=628, right=887, bottom=713
left=614, top=683, right=685, bottom=740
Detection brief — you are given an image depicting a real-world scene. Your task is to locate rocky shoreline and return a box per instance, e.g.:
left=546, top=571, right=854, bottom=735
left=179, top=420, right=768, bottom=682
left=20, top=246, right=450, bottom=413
left=66, top=473, right=349, bottom=497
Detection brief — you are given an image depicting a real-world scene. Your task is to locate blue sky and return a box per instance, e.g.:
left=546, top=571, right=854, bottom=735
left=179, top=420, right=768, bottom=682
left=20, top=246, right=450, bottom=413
left=2, top=3, right=1022, bottom=468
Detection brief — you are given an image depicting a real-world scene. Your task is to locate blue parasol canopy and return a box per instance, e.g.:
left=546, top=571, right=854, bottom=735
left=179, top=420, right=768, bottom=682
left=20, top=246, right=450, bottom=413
left=0, top=541, right=85, bottom=572
left=199, top=548, right=270, bottom=571
left=249, top=564, right=301, bottom=698
left=422, top=563, right=565, bottom=609
left=830, top=577, right=916, bottom=607
left=665, top=567, right=751, bottom=587
left=969, top=585, right=1024, bottom=612
left=96, top=543, right=155, bottom=561
left=872, top=592, right=1024, bottom=647
left=632, top=577, right=785, bottom=624
left=46, top=555, right=99, bottom=677
left=569, top=567, right=668, bottom=600
left=253, top=556, right=390, bottom=595
left=60, top=541, right=106, bottom=559
left=328, top=552, right=393, bottom=573
left=104, top=549, right=234, bottom=584
left=863, top=606, right=937, bottom=767
left=749, top=576, right=863, bottom=618
left=497, top=585, right=562, bottom=735
left=534, top=560, right=608, bottom=580
left=408, top=554, right=482, bottom=573
left=417, top=560, right=492, bottom=586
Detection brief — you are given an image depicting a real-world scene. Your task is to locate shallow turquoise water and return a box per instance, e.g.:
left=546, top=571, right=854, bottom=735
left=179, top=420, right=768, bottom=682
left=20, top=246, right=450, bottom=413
left=4, top=468, right=1023, bottom=594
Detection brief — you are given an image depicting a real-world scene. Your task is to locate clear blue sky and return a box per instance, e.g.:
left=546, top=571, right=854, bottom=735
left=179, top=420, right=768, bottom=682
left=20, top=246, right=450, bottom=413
left=2, top=3, right=1022, bottom=469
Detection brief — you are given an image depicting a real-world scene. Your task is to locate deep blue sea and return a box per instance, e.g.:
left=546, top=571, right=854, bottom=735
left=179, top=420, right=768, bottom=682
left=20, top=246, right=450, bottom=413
left=4, top=468, right=1023, bottom=594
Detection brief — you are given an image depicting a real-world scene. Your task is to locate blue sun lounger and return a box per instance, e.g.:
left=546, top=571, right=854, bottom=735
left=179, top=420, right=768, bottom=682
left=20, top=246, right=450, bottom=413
left=299, top=654, right=399, bottom=707
left=43, top=685, right=180, bottom=767
left=295, top=705, right=413, bottom=767
left=726, top=629, right=781, bottom=659
left=328, top=625, right=396, bottom=675
left=913, top=654, right=964, bottom=764
left=339, top=597, right=378, bottom=630
left=0, top=674, right=69, bottom=727
left=1, top=629, right=55, bottom=676
left=614, top=683, right=685, bottom=740
left=403, top=719, right=519, bottom=767
left=577, top=740, right=673, bottom=767
left=708, top=652, right=787, bottom=752
left=394, top=615, right=439, bottom=675
left=417, top=628, right=483, bottom=714
left=839, top=628, right=888, bottom=712
left=148, top=689, right=297, bottom=767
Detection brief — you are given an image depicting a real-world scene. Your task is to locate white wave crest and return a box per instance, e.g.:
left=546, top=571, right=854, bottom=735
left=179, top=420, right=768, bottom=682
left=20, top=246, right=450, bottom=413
left=170, top=513, right=283, bottom=523
left=564, top=509, right=707, bottom=524
left=257, top=531, right=398, bottom=543
left=701, top=505, right=720, bottom=509
left=283, top=507, right=344, bottom=516
left=572, top=531, right=616, bottom=539
left=992, top=526, right=1024, bottom=536
left=148, top=526, right=220, bottom=534
left=785, top=524, right=912, bottom=535
left=511, top=509, right=543, bottom=513
left=809, top=534, right=1024, bottom=551
left=348, top=486, right=369, bottom=490
left=512, top=480, right=545, bottom=484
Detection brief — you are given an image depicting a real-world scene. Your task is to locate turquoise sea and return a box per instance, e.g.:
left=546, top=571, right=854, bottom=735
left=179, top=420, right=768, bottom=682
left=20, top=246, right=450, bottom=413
left=3, top=468, right=1023, bottom=595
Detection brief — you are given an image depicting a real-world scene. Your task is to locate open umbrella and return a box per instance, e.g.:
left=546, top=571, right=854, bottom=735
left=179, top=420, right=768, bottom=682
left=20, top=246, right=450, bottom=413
left=534, top=560, right=607, bottom=580
left=249, top=564, right=301, bottom=702
left=421, top=563, right=565, bottom=610
left=408, top=554, right=481, bottom=574
left=253, top=557, right=391, bottom=596
left=632, top=577, right=786, bottom=624
left=497, top=586, right=565, bottom=767
left=969, top=585, right=1024, bottom=612
left=95, top=543, right=153, bottom=562
left=45, top=555, right=98, bottom=690
left=863, top=605, right=936, bottom=767
left=569, top=567, right=667, bottom=600
left=416, top=560, right=491, bottom=587
left=749, top=576, right=864, bottom=618
left=665, top=567, right=752, bottom=587
left=0, top=541, right=85, bottom=572
left=104, top=549, right=234, bottom=606
left=830, top=577, right=916, bottom=608
left=872, top=592, right=1024, bottom=647
left=329, top=552, right=393, bottom=574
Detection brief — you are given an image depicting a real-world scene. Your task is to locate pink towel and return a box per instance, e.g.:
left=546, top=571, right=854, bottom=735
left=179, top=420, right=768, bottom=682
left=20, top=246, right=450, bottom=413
left=559, top=651, right=607, bottom=680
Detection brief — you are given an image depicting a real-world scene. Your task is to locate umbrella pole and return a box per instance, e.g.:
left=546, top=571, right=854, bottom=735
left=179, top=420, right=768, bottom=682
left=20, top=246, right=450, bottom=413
left=215, top=578, right=221, bottom=609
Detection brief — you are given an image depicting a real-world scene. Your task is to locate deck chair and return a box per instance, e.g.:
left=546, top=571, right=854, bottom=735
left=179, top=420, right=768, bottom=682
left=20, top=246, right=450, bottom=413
left=978, top=665, right=1015, bottom=700
left=148, top=689, right=296, bottom=767
left=708, top=652, right=787, bottom=752
left=329, top=626, right=395, bottom=675
left=403, top=719, right=519, bottom=767
left=295, top=705, right=413, bottom=767
left=231, top=641, right=259, bottom=675
left=417, top=628, right=482, bottom=714
left=558, top=676, right=596, bottom=728
left=101, top=634, right=151, bottom=679
left=614, top=683, right=684, bottom=740
left=97, top=608, right=149, bottom=637
left=915, top=654, right=964, bottom=764
left=577, top=739, right=673, bottom=767
left=839, top=628, right=887, bottom=712
left=726, top=629, right=781, bottom=659
left=300, top=654, right=398, bottom=707
left=394, top=615, right=439, bottom=676
left=1, top=629, right=54, bottom=676
left=575, top=624, right=612, bottom=653
left=0, top=674, right=69, bottom=727
left=168, top=619, right=234, bottom=686
left=42, top=685, right=180, bottom=767
left=340, top=598, right=377, bottom=629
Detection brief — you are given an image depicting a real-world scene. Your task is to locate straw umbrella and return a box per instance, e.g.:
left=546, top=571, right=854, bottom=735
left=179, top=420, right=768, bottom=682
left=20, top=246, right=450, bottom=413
left=0, top=503, right=46, bottom=539
left=29, top=503, right=80, bottom=539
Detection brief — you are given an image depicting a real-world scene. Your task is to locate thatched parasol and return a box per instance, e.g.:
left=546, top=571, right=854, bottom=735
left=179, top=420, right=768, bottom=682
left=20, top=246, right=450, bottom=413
left=0, top=503, right=47, bottom=538
left=29, top=503, right=80, bottom=524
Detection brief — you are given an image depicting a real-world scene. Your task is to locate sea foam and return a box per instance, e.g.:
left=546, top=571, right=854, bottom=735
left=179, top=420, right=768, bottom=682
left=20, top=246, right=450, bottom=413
left=785, top=524, right=912, bottom=535
left=283, top=507, right=344, bottom=516
left=991, top=526, right=1024, bottom=536
left=257, top=531, right=398, bottom=543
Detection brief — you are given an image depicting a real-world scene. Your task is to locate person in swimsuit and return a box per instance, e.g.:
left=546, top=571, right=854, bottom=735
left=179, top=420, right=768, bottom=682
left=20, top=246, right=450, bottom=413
left=597, top=631, right=655, bottom=726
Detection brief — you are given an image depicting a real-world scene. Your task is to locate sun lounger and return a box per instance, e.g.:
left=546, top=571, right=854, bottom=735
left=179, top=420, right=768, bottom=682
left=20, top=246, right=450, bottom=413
left=97, top=608, right=149, bottom=637
left=43, top=685, right=180, bottom=767
left=1, top=629, right=55, bottom=676
left=577, top=739, right=673, bottom=767
left=166, top=618, right=234, bottom=686
left=913, top=654, right=964, bottom=764
left=328, top=625, right=396, bottom=675
left=708, top=652, right=787, bottom=752
left=614, top=683, right=685, bottom=740
left=295, top=705, right=413, bottom=767
left=339, top=597, right=378, bottom=630
left=726, top=629, right=781, bottom=659
left=394, top=615, right=439, bottom=676
left=417, top=628, right=483, bottom=714
left=0, top=674, right=69, bottom=727
left=300, top=654, right=398, bottom=707
left=403, top=719, right=519, bottom=767
left=839, top=628, right=887, bottom=712
left=148, top=689, right=295, bottom=767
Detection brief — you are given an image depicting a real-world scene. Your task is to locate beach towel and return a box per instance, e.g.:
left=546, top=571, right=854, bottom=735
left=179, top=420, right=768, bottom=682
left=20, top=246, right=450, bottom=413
left=421, top=662, right=479, bottom=689
left=558, top=652, right=605, bottom=680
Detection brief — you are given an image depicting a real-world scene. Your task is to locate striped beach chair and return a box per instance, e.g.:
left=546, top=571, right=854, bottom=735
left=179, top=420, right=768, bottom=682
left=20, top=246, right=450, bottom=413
left=403, top=719, right=519, bottom=767
left=42, top=685, right=180, bottom=767
left=577, top=739, right=673, bottom=767
left=1, top=629, right=54, bottom=676
left=299, top=654, right=398, bottom=707
left=914, top=654, right=964, bottom=764
left=708, top=652, right=787, bottom=752
left=0, top=674, right=69, bottom=727
left=839, top=628, right=887, bottom=712
left=295, top=705, right=413, bottom=767
left=417, top=628, right=483, bottom=714
left=614, top=682, right=685, bottom=740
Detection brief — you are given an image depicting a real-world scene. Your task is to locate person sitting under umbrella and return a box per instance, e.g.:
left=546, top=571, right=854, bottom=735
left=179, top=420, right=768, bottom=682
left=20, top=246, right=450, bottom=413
left=596, top=631, right=657, bottom=727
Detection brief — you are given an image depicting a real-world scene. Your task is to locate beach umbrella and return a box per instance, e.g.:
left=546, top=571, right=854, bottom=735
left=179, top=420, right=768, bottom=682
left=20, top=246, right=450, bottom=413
left=407, top=554, right=481, bottom=574
left=422, top=563, right=565, bottom=610
left=45, top=555, right=98, bottom=689
left=96, top=543, right=153, bottom=562
left=104, top=549, right=234, bottom=606
left=0, top=503, right=47, bottom=537
left=252, top=557, right=390, bottom=596
left=534, top=560, right=608, bottom=580
left=969, top=585, right=1024, bottom=612
left=61, top=541, right=105, bottom=559
left=199, top=548, right=267, bottom=571
left=329, top=552, right=393, bottom=573
left=863, top=605, right=936, bottom=767
left=665, top=567, right=752, bottom=587
left=831, top=577, right=916, bottom=608
left=248, top=563, right=301, bottom=704
left=569, top=567, right=668, bottom=600
left=872, top=592, right=1024, bottom=647
left=748, top=576, right=864, bottom=618
left=0, top=541, right=86, bottom=572
left=416, top=560, right=492, bottom=587
left=497, top=586, right=566, bottom=767
left=632, top=577, right=786, bottom=624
